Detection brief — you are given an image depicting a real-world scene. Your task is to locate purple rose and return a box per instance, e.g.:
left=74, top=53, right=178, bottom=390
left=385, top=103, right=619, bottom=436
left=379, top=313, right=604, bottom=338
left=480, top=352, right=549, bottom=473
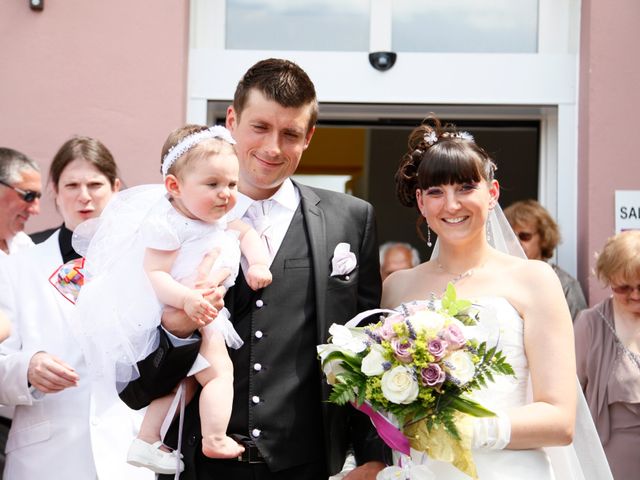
left=427, top=338, right=448, bottom=360
left=421, top=363, right=446, bottom=387
left=391, top=338, right=413, bottom=363
left=441, top=323, right=466, bottom=349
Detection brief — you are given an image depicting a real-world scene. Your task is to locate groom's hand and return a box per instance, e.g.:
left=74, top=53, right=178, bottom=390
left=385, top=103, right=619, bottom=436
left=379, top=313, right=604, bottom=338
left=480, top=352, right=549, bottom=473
left=343, top=461, right=386, bottom=480
left=194, top=247, right=225, bottom=311
left=161, top=248, right=225, bottom=338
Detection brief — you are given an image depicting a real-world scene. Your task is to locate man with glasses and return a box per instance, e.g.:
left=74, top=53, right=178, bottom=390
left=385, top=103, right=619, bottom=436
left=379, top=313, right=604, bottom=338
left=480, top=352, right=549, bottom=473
left=0, top=147, right=41, bottom=479
left=0, top=147, right=41, bottom=256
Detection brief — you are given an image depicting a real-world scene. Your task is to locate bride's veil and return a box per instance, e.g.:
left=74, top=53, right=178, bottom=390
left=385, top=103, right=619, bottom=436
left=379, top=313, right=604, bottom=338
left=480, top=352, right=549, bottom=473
left=431, top=204, right=613, bottom=480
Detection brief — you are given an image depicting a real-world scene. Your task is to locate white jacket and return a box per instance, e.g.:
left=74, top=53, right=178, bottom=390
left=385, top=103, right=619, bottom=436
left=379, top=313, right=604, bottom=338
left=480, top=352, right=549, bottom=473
left=0, top=230, right=33, bottom=421
left=0, top=231, right=152, bottom=480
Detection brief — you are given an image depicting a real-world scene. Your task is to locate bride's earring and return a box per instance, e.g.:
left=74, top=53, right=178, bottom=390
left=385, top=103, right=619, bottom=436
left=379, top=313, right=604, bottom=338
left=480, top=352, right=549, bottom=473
left=486, top=216, right=492, bottom=245
left=418, top=201, right=433, bottom=248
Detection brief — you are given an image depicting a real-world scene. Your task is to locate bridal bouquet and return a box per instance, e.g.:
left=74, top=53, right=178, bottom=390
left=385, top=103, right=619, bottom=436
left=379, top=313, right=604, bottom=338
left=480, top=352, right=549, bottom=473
left=318, top=285, right=514, bottom=479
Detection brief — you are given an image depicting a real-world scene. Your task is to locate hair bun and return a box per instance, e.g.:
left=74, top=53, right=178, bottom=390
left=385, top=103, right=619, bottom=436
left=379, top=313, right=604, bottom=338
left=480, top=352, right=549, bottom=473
left=395, top=153, right=418, bottom=208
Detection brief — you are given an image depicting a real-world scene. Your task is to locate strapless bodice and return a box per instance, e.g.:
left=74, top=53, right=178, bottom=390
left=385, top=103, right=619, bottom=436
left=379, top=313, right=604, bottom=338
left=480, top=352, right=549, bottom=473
left=463, top=297, right=529, bottom=412
left=396, top=296, right=555, bottom=479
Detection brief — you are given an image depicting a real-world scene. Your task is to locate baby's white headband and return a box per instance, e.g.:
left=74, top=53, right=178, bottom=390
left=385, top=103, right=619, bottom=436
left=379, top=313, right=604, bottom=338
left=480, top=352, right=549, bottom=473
left=161, top=125, right=236, bottom=178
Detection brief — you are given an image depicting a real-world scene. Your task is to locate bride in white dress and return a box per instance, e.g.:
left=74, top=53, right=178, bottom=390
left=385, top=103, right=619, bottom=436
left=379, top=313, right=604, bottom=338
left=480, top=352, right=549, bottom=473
left=380, top=116, right=611, bottom=479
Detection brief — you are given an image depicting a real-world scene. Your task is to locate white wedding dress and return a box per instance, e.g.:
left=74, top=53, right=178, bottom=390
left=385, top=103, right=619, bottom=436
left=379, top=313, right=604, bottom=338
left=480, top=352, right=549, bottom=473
left=400, top=206, right=612, bottom=480
left=386, top=295, right=612, bottom=480
left=406, top=296, right=554, bottom=479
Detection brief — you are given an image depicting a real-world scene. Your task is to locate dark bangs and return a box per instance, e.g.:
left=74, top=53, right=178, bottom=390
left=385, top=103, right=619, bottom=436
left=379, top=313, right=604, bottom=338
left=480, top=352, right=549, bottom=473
left=417, top=141, right=486, bottom=189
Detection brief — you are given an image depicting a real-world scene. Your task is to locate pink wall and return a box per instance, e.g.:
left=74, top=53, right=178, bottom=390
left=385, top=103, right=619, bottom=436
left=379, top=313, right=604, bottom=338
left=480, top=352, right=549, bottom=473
left=0, top=1, right=189, bottom=232
left=4, top=1, right=638, bottom=305
left=578, top=0, right=640, bottom=304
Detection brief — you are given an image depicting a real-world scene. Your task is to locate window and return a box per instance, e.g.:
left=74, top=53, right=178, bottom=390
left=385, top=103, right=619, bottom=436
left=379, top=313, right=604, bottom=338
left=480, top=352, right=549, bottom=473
left=392, top=0, right=538, bottom=53
left=226, top=0, right=370, bottom=51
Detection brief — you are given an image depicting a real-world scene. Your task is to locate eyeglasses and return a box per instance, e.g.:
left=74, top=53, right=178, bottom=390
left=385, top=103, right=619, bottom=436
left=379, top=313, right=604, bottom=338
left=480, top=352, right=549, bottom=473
left=611, top=284, right=640, bottom=295
left=516, top=231, right=536, bottom=242
left=0, top=179, right=42, bottom=203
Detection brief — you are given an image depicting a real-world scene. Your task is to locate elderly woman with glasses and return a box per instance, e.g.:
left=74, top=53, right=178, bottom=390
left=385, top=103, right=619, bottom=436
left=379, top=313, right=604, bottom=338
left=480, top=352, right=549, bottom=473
left=574, top=230, right=640, bottom=479
left=504, top=199, right=587, bottom=320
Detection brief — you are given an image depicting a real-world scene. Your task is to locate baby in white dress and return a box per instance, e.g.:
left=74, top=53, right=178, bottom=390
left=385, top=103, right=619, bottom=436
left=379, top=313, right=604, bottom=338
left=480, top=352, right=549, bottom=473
left=74, top=125, right=271, bottom=474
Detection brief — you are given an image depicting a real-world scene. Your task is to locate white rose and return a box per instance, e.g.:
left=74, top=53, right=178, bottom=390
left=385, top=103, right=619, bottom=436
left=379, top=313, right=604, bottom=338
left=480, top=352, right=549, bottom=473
left=381, top=365, right=419, bottom=404
left=317, top=344, right=345, bottom=385
left=329, top=323, right=367, bottom=354
left=408, top=310, right=445, bottom=334
left=361, top=344, right=387, bottom=376
left=443, top=350, right=476, bottom=386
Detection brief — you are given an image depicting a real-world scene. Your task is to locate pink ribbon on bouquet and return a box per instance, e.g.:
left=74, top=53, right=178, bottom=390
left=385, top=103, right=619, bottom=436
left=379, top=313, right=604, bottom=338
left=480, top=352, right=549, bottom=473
left=353, top=401, right=410, bottom=455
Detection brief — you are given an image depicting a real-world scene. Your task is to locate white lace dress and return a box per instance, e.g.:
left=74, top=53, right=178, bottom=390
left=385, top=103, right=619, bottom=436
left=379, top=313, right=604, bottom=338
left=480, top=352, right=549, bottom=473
left=71, top=185, right=242, bottom=390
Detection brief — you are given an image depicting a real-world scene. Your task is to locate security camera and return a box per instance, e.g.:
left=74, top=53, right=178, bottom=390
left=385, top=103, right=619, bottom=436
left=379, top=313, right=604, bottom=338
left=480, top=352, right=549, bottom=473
left=368, top=52, right=397, bottom=72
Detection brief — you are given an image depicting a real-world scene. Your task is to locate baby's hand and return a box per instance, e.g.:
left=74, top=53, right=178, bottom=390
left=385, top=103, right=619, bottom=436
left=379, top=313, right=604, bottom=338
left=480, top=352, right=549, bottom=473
left=183, top=289, right=217, bottom=324
left=246, top=264, right=272, bottom=290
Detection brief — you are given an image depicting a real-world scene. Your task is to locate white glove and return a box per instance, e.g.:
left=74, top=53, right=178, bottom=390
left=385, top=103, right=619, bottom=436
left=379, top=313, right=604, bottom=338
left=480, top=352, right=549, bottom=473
left=472, top=411, right=511, bottom=450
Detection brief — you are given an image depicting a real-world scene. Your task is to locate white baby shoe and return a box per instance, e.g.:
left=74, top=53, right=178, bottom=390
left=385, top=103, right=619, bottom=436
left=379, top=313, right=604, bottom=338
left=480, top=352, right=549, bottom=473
left=127, top=438, right=185, bottom=474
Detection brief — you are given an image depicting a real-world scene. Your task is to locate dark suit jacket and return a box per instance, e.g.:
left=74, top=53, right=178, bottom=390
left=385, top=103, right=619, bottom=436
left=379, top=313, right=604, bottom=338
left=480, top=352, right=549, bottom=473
left=120, top=182, right=387, bottom=476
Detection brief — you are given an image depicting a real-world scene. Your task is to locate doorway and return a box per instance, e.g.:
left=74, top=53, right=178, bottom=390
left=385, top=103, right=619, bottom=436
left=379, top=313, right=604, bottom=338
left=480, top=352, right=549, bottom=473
left=208, top=101, right=543, bottom=262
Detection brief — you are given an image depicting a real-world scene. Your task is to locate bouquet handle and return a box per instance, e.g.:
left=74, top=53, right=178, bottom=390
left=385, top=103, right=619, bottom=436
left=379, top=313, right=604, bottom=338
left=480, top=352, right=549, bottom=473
left=344, top=308, right=397, bottom=328
left=352, top=401, right=410, bottom=455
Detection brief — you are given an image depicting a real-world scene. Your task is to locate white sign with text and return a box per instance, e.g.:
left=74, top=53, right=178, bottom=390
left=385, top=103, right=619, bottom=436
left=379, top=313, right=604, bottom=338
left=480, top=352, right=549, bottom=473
left=615, top=190, right=640, bottom=233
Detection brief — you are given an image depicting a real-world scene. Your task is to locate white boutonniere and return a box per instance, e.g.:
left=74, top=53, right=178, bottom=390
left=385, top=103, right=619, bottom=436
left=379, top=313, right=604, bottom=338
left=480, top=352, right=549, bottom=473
left=330, top=242, right=357, bottom=277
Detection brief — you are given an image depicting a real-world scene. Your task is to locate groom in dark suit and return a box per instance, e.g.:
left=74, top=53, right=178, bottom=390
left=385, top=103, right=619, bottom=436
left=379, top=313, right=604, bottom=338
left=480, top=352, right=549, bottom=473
left=121, top=58, right=387, bottom=479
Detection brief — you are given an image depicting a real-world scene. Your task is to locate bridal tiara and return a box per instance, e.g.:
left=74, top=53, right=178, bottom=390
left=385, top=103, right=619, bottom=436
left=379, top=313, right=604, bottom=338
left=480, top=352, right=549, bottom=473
left=161, top=125, right=236, bottom=178
left=424, top=130, right=474, bottom=146
left=412, top=130, right=475, bottom=158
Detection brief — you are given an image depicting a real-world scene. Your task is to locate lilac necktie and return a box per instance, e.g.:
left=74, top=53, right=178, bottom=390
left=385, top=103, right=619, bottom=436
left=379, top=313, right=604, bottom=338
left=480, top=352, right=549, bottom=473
left=246, top=200, right=274, bottom=259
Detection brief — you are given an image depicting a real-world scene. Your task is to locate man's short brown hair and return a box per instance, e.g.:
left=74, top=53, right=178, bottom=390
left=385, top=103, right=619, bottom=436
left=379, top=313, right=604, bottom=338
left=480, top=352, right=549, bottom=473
left=233, top=58, right=318, bottom=133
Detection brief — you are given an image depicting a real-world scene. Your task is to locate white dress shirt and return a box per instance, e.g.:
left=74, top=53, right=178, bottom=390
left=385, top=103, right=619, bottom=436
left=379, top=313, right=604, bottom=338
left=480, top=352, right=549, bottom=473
left=233, top=178, right=301, bottom=269
left=1, top=232, right=34, bottom=257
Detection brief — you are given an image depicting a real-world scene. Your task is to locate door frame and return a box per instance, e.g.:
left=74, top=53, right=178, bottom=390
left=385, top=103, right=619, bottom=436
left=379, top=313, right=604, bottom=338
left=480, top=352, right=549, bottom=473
left=187, top=0, right=581, bottom=275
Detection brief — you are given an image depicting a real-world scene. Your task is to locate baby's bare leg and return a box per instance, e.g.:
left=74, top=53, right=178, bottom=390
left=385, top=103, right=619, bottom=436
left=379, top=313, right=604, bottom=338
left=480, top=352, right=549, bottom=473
left=196, top=329, right=244, bottom=458
left=138, top=395, right=173, bottom=445
left=138, top=378, right=197, bottom=448
left=127, top=381, right=197, bottom=474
